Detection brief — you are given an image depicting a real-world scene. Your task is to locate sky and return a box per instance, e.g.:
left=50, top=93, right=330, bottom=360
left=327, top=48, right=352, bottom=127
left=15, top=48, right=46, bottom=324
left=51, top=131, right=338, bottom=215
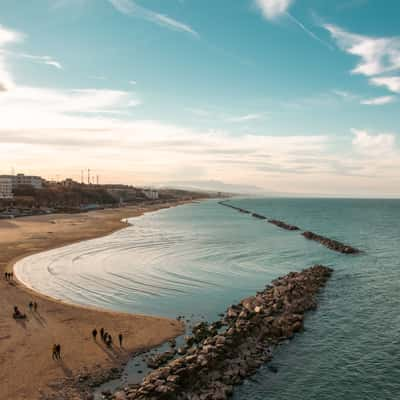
left=0, top=0, right=399, bottom=196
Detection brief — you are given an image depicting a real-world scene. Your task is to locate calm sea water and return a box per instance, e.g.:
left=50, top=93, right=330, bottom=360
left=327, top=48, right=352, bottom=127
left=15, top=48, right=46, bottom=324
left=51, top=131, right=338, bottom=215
left=15, top=198, right=400, bottom=399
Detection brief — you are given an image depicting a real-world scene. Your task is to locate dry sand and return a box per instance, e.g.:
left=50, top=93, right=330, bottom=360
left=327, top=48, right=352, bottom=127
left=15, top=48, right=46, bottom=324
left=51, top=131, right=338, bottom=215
left=0, top=202, right=188, bottom=400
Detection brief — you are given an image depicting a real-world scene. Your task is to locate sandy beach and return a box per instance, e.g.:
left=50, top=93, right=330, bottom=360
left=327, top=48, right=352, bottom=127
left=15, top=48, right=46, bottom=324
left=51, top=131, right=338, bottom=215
left=0, top=201, right=188, bottom=400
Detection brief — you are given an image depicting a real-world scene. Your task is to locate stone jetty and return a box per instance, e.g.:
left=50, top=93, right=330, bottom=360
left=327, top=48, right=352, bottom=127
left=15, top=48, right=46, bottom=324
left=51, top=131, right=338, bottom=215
left=251, top=213, right=267, bottom=220
left=302, top=231, right=359, bottom=254
left=111, top=265, right=332, bottom=400
left=268, top=219, right=300, bottom=231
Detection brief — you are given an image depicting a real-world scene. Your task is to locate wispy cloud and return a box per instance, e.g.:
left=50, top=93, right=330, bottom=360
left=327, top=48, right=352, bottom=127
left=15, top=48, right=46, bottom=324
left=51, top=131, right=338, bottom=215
left=254, top=0, right=294, bottom=19
left=254, top=1, right=331, bottom=49
left=332, top=89, right=357, bottom=99
left=370, top=76, right=400, bottom=93
left=324, top=23, right=400, bottom=77
left=361, top=95, right=396, bottom=106
left=323, top=23, right=400, bottom=99
left=227, top=113, right=266, bottom=123
left=18, top=53, right=63, bottom=69
left=108, top=0, right=199, bottom=37
left=285, top=12, right=333, bottom=50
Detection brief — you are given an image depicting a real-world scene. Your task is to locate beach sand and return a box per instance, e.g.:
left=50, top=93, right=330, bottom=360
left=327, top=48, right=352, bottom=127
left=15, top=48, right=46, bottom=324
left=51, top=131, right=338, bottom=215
left=0, top=202, right=188, bottom=400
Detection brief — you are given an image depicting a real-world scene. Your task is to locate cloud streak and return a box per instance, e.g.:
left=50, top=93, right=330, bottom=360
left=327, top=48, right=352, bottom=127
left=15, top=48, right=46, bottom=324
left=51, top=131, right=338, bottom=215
left=108, top=0, right=198, bottom=37
left=227, top=113, right=266, bottom=123
left=18, top=53, right=63, bottom=69
left=361, top=95, right=396, bottom=105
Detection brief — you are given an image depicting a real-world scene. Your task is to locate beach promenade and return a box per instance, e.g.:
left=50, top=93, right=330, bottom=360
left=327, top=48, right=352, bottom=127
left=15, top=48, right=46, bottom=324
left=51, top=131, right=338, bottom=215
left=0, top=202, right=187, bottom=400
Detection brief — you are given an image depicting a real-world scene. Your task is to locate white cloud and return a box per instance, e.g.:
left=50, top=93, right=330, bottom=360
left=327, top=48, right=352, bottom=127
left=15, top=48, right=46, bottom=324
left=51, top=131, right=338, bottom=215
left=0, top=24, right=23, bottom=90
left=129, top=80, right=137, bottom=85
left=255, top=0, right=293, bottom=19
left=370, top=76, right=400, bottom=93
left=0, top=86, right=140, bottom=130
left=360, top=95, right=396, bottom=106
left=324, top=24, right=400, bottom=77
left=108, top=0, right=198, bottom=37
left=352, top=128, right=396, bottom=156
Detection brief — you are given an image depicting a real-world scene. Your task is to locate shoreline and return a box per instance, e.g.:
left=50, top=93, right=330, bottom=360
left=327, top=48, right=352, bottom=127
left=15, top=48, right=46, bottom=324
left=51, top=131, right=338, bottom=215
left=0, top=199, right=195, bottom=400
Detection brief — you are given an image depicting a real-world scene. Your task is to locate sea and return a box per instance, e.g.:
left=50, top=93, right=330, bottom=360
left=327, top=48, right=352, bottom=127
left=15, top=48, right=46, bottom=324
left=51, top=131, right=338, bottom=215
left=15, top=198, right=400, bottom=399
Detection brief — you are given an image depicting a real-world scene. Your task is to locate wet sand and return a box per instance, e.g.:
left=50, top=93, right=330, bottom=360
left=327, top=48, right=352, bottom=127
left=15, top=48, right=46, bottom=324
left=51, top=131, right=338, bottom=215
left=0, top=202, right=188, bottom=400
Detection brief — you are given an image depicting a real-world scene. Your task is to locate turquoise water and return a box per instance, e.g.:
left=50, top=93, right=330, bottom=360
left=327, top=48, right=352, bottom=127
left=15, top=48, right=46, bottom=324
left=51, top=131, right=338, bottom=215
left=15, top=198, right=400, bottom=399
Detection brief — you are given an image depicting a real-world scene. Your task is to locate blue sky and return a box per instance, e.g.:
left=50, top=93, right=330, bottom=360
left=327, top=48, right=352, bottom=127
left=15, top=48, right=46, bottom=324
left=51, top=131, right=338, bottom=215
left=0, top=0, right=399, bottom=196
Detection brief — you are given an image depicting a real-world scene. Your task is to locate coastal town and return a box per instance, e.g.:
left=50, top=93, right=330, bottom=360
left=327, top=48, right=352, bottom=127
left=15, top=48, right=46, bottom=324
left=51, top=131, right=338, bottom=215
left=0, top=172, right=209, bottom=219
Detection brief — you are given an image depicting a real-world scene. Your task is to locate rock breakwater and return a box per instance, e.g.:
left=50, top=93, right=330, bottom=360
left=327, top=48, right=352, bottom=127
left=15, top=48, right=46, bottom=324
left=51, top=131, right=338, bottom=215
left=268, top=219, right=300, bottom=231
left=219, top=201, right=360, bottom=255
left=251, top=213, right=266, bottom=220
left=111, top=265, right=332, bottom=400
left=302, top=231, right=360, bottom=254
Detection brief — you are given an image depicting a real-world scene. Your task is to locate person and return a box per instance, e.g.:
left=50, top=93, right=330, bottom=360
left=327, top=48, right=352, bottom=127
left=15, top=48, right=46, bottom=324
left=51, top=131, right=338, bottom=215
left=52, top=344, right=58, bottom=360
left=56, top=344, right=61, bottom=359
left=100, top=327, right=104, bottom=340
left=92, top=328, right=98, bottom=340
left=106, top=334, right=112, bottom=347
left=118, top=333, right=123, bottom=347
left=33, top=302, right=38, bottom=312
left=29, top=302, right=33, bottom=311
left=13, top=306, right=26, bottom=319
left=4, top=272, right=8, bottom=280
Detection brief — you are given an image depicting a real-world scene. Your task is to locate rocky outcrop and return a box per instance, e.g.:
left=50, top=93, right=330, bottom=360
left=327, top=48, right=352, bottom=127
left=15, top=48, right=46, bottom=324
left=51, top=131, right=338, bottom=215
left=268, top=219, right=300, bottom=231
left=302, top=231, right=359, bottom=254
left=113, top=265, right=332, bottom=400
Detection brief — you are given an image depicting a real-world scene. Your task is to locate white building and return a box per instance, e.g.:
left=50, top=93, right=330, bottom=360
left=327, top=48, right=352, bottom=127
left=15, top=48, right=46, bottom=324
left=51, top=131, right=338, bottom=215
left=0, top=176, right=14, bottom=199
left=142, top=189, right=159, bottom=200
left=13, top=174, right=43, bottom=189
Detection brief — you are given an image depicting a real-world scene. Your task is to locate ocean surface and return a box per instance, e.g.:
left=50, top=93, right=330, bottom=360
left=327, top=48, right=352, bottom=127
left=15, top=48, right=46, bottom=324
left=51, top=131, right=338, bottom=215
left=15, top=198, right=400, bottom=399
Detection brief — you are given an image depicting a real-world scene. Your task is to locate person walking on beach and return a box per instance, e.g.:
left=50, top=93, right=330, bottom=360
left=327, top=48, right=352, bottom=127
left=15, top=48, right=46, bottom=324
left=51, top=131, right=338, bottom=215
left=52, top=344, right=58, bottom=360
left=106, top=334, right=112, bottom=347
left=33, top=302, right=37, bottom=312
left=92, top=328, right=98, bottom=341
left=100, top=327, right=104, bottom=340
left=118, top=333, right=123, bottom=347
left=56, top=344, right=61, bottom=359
left=29, top=302, right=33, bottom=311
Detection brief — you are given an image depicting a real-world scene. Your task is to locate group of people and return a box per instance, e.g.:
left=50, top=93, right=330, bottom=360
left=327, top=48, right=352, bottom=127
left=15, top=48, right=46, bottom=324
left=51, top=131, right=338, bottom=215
left=4, top=271, right=13, bottom=280
left=12, top=300, right=39, bottom=319
left=92, top=328, right=123, bottom=348
left=28, top=301, right=38, bottom=312
left=52, top=344, right=62, bottom=360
